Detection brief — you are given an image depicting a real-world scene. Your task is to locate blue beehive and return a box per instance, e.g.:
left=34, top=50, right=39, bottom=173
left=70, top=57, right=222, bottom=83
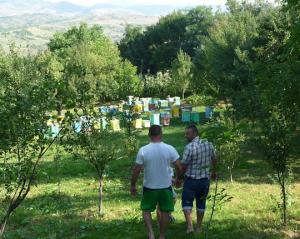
left=74, top=121, right=82, bottom=133
left=181, top=110, right=191, bottom=122
left=51, top=124, right=60, bottom=137
left=205, top=107, right=213, bottom=119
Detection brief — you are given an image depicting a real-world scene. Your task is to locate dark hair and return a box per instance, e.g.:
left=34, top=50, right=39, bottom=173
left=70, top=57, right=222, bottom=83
left=186, top=124, right=199, bottom=135
left=149, top=125, right=162, bottom=137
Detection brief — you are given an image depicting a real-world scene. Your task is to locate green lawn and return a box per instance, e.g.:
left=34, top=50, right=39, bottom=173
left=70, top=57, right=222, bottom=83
left=2, top=123, right=300, bottom=239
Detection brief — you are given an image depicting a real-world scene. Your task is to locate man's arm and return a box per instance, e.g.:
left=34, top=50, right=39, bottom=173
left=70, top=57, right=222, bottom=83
left=130, top=164, right=143, bottom=196
left=180, top=146, right=192, bottom=177
left=174, top=159, right=185, bottom=188
left=174, top=159, right=182, bottom=178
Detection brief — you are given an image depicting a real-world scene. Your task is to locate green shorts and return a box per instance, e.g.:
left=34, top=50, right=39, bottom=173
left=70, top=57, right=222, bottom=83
left=141, top=187, right=174, bottom=212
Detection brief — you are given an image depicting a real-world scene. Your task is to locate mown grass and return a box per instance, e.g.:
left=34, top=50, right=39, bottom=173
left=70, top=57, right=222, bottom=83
left=2, top=122, right=300, bottom=239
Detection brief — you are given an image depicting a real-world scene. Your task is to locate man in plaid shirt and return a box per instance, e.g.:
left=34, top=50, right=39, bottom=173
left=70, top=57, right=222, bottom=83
left=178, top=124, right=217, bottom=234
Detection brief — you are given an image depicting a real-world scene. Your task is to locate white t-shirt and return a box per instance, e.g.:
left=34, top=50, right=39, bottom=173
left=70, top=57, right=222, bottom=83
left=136, top=142, right=180, bottom=189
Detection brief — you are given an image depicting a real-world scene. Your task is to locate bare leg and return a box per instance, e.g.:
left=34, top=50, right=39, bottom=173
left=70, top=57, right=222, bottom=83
left=169, top=198, right=176, bottom=222
left=159, top=212, right=169, bottom=239
left=143, top=211, right=155, bottom=239
left=195, top=211, right=205, bottom=233
left=157, top=207, right=161, bottom=223
left=183, top=209, right=194, bottom=233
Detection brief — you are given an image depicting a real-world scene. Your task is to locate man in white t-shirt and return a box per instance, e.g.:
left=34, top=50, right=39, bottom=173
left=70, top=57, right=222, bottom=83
left=131, top=125, right=181, bottom=239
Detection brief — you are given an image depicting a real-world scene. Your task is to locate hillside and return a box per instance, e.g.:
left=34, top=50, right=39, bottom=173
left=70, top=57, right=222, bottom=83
left=0, top=12, right=158, bottom=53
left=0, top=0, right=184, bottom=53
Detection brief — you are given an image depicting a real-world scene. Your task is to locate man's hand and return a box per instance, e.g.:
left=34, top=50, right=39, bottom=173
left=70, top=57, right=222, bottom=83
left=131, top=164, right=142, bottom=196
left=130, top=185, right=137, bottom=196
left=210, top=172, right=217, bottom=181
left=175, top=178, right=182, bottom=188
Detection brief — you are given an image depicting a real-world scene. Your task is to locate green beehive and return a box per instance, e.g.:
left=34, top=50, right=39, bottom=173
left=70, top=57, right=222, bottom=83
left=199, top=112, right=206, bottom=123
left=181, top=110, right=191, bottom=122
left=150, top=113, right=160, bottom=125
left=191, top=112, right=200, bottom=123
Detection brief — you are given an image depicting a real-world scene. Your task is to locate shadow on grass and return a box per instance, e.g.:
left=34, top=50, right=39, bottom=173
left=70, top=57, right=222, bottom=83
left=33, top=123, right=299, bottom=188
left=4, top=211, right=288, bottom=239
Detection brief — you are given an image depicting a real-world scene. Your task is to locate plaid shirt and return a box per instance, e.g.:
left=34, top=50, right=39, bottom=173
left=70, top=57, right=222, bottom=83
left=182, top=137, right=215, bottom=179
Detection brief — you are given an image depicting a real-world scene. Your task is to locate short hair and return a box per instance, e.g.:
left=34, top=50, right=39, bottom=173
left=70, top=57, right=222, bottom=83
left=186, top=124, right=199, bottom=135
left=149, top=125, right=162, bottom=137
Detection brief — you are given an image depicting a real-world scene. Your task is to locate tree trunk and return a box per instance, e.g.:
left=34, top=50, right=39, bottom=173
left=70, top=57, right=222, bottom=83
left=205, top=177, right=219, bottom=239
left=0, top=213, right=10, bottom=238
left=54, top=147, right=61, bottom=195
left=229, top=168, right=233, bottom=183
left=230, top=161, right=235, bottom=183
left=182, top=90, right=185, bottom=100
left=98, top=175, right=104, bottom=216
left=282, top=174, right=287, bottom=225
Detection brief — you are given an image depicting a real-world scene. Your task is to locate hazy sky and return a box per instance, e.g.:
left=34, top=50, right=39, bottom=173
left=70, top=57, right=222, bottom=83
left=47, top=0, right=228, bottom=7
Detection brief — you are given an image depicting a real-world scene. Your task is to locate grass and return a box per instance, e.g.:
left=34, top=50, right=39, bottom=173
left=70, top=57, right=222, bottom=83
left=1, top=122, right=300, bottom=239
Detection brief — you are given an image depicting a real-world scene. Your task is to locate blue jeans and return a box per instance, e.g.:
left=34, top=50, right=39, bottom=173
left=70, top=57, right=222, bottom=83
left=182, top=177, right=210, bottom=212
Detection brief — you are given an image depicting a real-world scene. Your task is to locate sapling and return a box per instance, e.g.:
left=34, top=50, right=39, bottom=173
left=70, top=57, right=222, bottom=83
left=261, top=113, right=294, bottom=225
left=66, top=113, right=120, bottom=215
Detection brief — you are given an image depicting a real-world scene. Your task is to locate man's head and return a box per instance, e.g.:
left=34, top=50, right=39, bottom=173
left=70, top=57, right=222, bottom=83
left=185, top=124, right=199, bottom=142
left=149, top=125, right=162, bottom=142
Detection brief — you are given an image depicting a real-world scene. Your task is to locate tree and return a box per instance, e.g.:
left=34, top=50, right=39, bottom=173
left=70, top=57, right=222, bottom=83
left=0, top=47, right=61, bottom=236
left=202, top=115, right=245, bottom=183
left=119, top=25, right=149, bottom=74
left=119, top=7, right=213, bottom=74
left=66, top=114, right=120, bottom=215
left=261, top=111, right=293, bottom=225
left=47, top=23, right=140, bottom=104
left=200, top=5, right=259, bottom=114
left=171, top=50, right=193, bottom=99
left=143, top=71, right=172, bottom=98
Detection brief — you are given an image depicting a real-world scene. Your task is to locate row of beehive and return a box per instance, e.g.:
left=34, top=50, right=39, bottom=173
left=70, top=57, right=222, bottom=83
left=46, top=106, right=214, bottom=137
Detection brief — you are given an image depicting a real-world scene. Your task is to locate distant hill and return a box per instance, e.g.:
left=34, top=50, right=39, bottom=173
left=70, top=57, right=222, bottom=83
left=0, top=0, right=222, bottom=53
left=0, top=0, right=163, bottom=53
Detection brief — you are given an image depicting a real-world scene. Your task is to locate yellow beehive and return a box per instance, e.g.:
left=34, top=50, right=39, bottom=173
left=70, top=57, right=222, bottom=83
left=133, top=104, right=143, bottom=113
left=133, top=118, right=143, bottom=129
left=93, top=120, right=101, bottom=130
left=172, top=106, right=180, bottom=118
left=57, top=115, right=65, bottom=123
left=46, top=120, right=53, bottom=126
left=110, top=119, right=121, bottom=132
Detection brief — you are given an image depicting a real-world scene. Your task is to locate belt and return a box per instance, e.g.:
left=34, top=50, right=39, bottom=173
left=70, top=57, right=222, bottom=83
left=185, top=176, right=208, bottom=180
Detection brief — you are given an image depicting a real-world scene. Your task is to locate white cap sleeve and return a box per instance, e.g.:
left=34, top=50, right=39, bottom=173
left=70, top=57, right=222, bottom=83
left=136, top=148, right=144, bottom=165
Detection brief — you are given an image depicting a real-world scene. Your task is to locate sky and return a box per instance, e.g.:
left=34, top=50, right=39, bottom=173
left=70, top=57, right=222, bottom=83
left=47, top=0, right=228, bottom=7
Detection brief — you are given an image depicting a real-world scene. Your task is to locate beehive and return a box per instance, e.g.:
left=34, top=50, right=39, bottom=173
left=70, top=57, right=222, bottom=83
left=143, top=120, right=151, bottom=128
left=174, top=97, right=181, bottom=106
left=160, top=112, right=171, bottom=126
left=101, top=117, right=108, bottom=130
left=159, top=100, right=169, bottom=108
left=133, top=104, right=143, bottom=113
left=74, top=121, right=82, bottom=133
left=150, top=113, right=160, bottom=125
left=172, top=106, right=180, bottom=118
left=149, top=103, right=157, bottom=111
left=191, top=112, right=200, bottom=123
left=133, top=118, right=143, bottom=129
left=181, top=110, right=191, bottom=122
left=205, top=107, right=213, bottom=119
left=110, top=119, right=121, bottom=132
